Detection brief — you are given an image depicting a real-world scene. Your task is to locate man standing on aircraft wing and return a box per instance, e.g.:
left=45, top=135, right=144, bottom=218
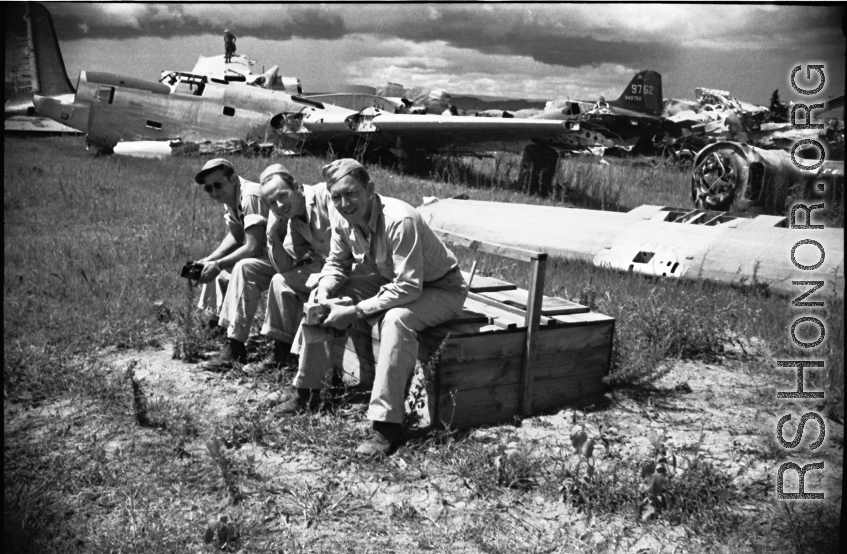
left=279, top=159, right=468, bottom=457
left=241, top=164, right=334, bottom=374
left=193, top=158, right=276, bottom=371
left=224, top=29, right=236, bottom=63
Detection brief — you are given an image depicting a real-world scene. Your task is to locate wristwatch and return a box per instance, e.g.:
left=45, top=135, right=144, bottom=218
left=354, top=304, right=365, bottom=319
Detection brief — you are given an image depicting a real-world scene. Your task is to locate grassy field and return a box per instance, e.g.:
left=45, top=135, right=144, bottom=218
left=4, top=135, right=843, bottom=553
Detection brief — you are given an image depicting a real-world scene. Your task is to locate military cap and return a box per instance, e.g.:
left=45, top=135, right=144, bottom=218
left=322, top=158, right=366, bottom=188
left=194, top=158, right=234, bottom=184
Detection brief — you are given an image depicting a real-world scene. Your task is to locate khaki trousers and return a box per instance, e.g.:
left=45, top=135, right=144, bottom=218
left=293, top=270, right=468, bottom=424
left=198, top=256, right=277, bottom=343
left=261, top=262, right=323, bottom=343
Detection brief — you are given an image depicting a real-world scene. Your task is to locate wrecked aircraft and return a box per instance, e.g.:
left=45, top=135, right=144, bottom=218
left=523, top=70, right=665, bottom=154
left=28, top=3, right=591, bottom=165
left=690, top=141, right=844, bottom=224
left=417, top=198, right=844, bottom=299
left=4, top=2, right=80, bottom=134
left=661, top=88, right=844, bottom=165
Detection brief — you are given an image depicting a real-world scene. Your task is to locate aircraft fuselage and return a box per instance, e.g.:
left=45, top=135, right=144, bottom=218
left=34, top=71, right=322, bottom=150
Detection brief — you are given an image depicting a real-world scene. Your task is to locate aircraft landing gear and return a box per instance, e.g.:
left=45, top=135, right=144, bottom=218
left=519, top=144, right=559, bottom=196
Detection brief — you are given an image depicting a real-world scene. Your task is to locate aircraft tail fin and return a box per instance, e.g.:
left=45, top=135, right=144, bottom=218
left=611, top=70, right=662, bottom=116
left=6, top=2, right=75, bottom=100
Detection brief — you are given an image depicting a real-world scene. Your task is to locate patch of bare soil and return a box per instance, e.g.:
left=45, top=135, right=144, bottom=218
left=5, top=342, right=842, bottom=553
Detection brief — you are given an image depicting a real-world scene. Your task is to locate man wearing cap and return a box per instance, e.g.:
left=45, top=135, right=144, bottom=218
left=193, top=158, right=277, bottom=371
left=280, top=159, right=468, bottom=457
left=241, top=163, right=334, bottom=373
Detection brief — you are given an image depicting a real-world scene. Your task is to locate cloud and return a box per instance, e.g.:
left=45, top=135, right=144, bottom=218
left=50, top=4, right=345, bottom=41
left=49, top=3, right=843, bottom=74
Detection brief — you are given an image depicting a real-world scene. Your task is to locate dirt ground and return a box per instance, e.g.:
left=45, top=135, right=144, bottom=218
left=5, top=341, right=843, bottom=553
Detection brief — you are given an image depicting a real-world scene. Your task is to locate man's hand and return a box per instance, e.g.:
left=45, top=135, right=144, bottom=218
left=198, top=260, right=222, bottom=284
left=322, top=304, right=357, bottom=330
left=309, top=286, right=331, bottom=305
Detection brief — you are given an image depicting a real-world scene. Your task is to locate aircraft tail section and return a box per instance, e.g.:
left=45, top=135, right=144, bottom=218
left=5, top=2, right=74, bottom=104
left=611, top=70, right=662, bottom=116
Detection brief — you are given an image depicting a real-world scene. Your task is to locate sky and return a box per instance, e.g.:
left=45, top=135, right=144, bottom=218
left=47, top=2, right=845, bottom=106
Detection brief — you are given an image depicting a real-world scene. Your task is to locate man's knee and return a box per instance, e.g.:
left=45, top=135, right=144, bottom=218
left=381, top=307, right=418, bottom=336
left=271, top=272, right=304, bottom=298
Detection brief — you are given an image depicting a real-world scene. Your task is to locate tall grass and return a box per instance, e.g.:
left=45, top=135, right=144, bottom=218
left=4, top=135, right=842, bottom=407
left=4, top=135, right=843, bottom=553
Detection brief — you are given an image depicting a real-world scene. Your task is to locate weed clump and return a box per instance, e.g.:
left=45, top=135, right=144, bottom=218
left=606, top=289, right=733, bottom=387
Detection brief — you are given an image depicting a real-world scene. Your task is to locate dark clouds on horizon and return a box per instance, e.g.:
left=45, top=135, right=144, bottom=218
left=43, top=3, right=845, bottom=102
left=51, top=4, right=347, bottom=42
left=49, top=3, right=844, bottom=73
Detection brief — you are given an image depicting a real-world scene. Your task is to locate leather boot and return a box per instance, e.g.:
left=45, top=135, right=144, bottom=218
left=243, top=340, right=293, bottom=374
left=278, top=388, right=321, bottom=415
left=199, top=339, right=247, bottom=372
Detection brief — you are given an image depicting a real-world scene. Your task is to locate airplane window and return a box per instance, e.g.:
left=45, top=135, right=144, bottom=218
left=97, top=86, right=115, bottom=104
left=223, top=106, right=235, bottom=117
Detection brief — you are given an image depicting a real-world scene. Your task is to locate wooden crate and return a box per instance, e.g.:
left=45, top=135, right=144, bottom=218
left=336, top=292, right=614, bottom=429
left=333, top=229, right=614, bottom=428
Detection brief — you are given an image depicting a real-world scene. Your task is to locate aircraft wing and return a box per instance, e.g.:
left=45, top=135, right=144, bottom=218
left=288, top=108, right=584, bottom=154
left=418, top=198, right=844, bottom=298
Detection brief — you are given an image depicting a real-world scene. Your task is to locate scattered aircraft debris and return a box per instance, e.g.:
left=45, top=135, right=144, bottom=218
left=180, top=54, right=302, bottom=93
left=4, top=2, right=80, bottom=134
left=690, top=141, right=844, bottom=224
left=417, top=198, right=844, bottom=299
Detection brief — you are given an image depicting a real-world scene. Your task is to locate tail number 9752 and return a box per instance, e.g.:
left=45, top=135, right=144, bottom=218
left=631, top=84, right=655, bottom=95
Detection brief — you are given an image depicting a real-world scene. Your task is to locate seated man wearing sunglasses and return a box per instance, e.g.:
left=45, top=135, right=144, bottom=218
left=193, top=158, right=277, bottom=371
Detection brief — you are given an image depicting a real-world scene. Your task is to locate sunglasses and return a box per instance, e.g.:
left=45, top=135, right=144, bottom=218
left=203, top=181, right=223, bottom=193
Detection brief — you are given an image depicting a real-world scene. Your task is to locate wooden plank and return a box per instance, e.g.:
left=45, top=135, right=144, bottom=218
left=460, top=271, right=517, bottom=293
left=552, top=312, right=615, bottom=326
left=520, top=255, right=546, bottom=416
left=434, top=229, right=543, bottom=262
left=437, top=373, right=608, bottom=428
left=467, top=292, right=554, bottom=326
left=453, top=307, right=491, bottom=325
left=438, top=343, right=612, bottom=391
left=463, top=297, right=525, bottom=329
left=480, top=289, right=590, bottom=315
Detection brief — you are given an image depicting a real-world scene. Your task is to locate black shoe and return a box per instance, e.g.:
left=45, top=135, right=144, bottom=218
left=199, top=339, right=247, bottom=372
left=356, top=421, right=402, bottom=457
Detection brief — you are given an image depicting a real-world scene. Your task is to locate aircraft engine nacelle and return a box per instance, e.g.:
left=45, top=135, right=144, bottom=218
left=690, top=141, right=818, bottom=214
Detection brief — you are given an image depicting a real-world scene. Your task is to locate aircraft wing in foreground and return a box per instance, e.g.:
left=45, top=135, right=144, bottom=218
left=417, top=198, right=844, bottom=299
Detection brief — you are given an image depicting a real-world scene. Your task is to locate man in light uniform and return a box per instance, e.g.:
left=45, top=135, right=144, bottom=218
left=242, top=163, right=333, bottom=373
left=280, top=159, right=468, bottom=456
left=193, top=158, right=277, bottom=371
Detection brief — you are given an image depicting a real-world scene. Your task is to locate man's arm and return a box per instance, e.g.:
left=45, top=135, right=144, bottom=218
left=197, top=224, right=266, bottom=283
left=197, top=232, right=240, bottom=265
left=267, top=211, right=296, bottom=274
left=356, top=217, right=423, bottom=314
left=313, top=226, right=354, bottom=303
left=323, top=217, right=423, bottom=329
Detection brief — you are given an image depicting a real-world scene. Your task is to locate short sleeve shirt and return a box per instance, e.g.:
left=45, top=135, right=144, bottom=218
left=223, top=176, right=269, bottom=254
